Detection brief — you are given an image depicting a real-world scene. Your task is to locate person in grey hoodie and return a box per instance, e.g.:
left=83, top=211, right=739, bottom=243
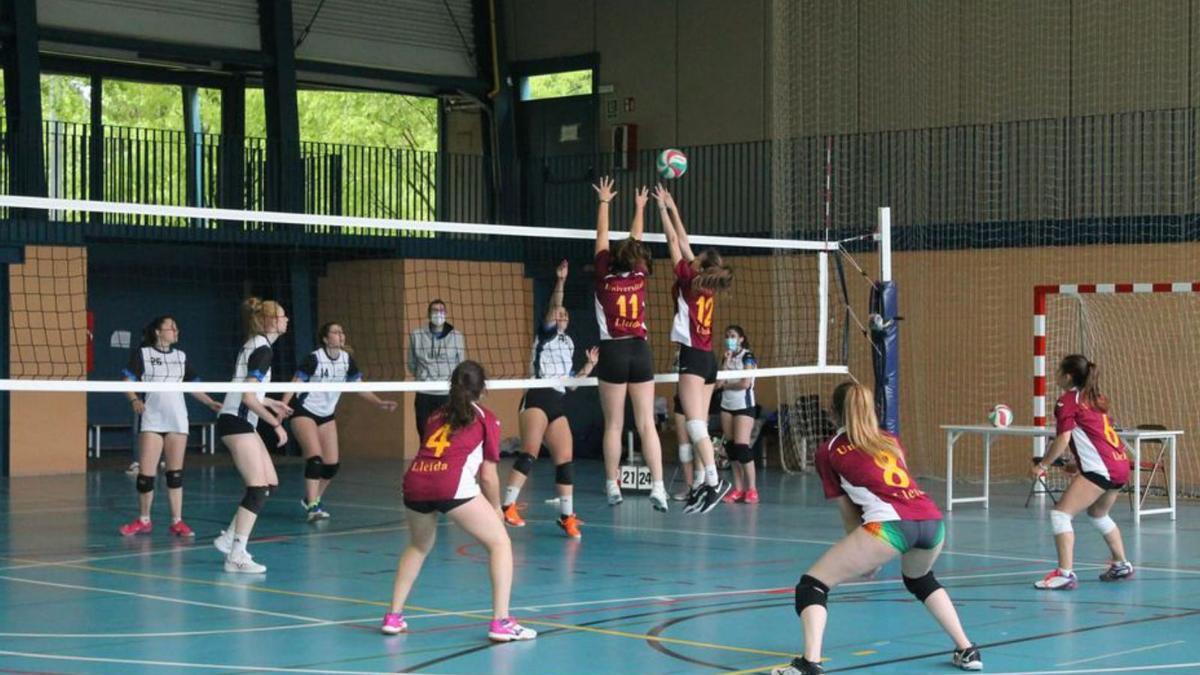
left=408, top=299, right=466, bottom=437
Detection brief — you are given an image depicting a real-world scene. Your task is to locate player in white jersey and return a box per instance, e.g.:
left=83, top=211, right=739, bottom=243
left=281, top=322, right=398, bottom=522
left=118, top=316, right=222, bottom=538
left=211, top=298, right=293, bottom=574
left=717, top=325, right=760, bottom=503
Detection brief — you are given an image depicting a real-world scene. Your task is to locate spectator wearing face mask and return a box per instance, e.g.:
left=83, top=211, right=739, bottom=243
left=408, top=299, right=467, bottom=437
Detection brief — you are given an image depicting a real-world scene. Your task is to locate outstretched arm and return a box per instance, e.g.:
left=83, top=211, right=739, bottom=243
left=546, top=260, right=568, bottom=323
left=661, top=186, right=695, bottom=261
left=630, top=186, right=649, bottom=241
left=654, top=185, right=683, bottom=265
left=593, top=176, right=616, bottom=254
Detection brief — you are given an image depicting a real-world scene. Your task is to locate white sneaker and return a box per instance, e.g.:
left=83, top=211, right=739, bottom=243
left=649, top=487, right=669, bottom=512
left=606, top=485, right=624, bottom=506
left=124, top=461, right=140, bottom=476
left=213, top=530, right=233, bottom=555
left=224, top=552, right=266, bottom=574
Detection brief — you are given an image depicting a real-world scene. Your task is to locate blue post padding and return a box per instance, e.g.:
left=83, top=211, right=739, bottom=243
left=871, top=281, right=900, bottom=435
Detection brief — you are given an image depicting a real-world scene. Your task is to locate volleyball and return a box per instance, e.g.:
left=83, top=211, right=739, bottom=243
left=657, top=149, right=688, bottom=179
left=988, top=404, right=1013, bottom=428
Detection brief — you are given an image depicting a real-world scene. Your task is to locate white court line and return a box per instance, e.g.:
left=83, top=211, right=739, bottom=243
left=0, top=650, right=430, bottom=674
left=0, top=575, right=330, bottom=623
left=987, top=663, right=1200, bottom=674
left=1057, top=640, right=1187, bottom=666
left=0, top=611, right=454, bottom=639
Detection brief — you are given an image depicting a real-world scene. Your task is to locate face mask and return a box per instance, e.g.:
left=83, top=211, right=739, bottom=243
left=725, top=337, right=739, bottom=352
left=430, top=312, right=446, bottom=328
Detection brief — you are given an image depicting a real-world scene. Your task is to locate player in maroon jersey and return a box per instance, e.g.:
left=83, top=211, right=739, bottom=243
left=380, top=361, right=537, bottom=643
left=773, top=382, right=981, bottom=675
left=1031, top=354, right=1133, bottom=590
left=592, top=176, right=668, bottom=510
left=653, top=184, right=733, bottom=515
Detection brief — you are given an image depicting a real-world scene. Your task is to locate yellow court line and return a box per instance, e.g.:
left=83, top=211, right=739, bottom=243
left=0, top=556, right=795, bottom=659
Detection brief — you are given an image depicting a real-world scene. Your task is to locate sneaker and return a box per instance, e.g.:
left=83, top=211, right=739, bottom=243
left=743, top=489, right=760, bottom=504
left=224, top=552, right=267, bottom=574
left=771, top=656, right=825, bottom=675
left=649, top=486, right=669, bottom=512
left=696, top=480, right=732, bottom=514
left=380, top=612, right=408, bottom=635
left=304, top=501, right=329, bottom=523
left=557, top=514, right=583, bottom=539
left=682, top=486, right=705, bottom=513
left=606, top=485, right=624, bottom=506
left=118, top=518, right=152, bottom=536
left=124, top=461, right=140, bottom=476
left=168, top=520, right=195, bottom=537
left=487, top=617, right=537, bottom=642
left=502, top=502, right=526, bottom=527
left=722, top=489, right=745, bottom=504
left=952, top=643, right=984, bottom=671
left=213, top=529, right=234, bottom=555
left=1098, top=561, right=1134, bottom=582
left=671, top=486, right=693, bottom=502
left=1034, top=568, right=1078, bottom=590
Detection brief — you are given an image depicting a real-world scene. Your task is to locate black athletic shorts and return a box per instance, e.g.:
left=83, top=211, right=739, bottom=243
left=521, top=388, right=566, bottom=423
left=1080, top=471, right=1125, bottom=491
left=721, top=404, right=760, bottom=419
left=291, top=405, right=335, bottom=427
left=216, top=414, right=256, bottom=437
left=404, top=497, right=472, bottom=514
left=676, top=345, right=717, bottom=385
left=596, top=339, right=654, bottom=384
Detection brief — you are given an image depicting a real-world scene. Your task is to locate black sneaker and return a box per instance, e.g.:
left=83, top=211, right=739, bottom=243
left=695, top=480, right=732, bottom=514
left=1098, top=561, right=1134, bottom=582
left=771, top=656, right=824, bottom=675
left=952, top=644, right=983, bottom=671
left=681, top=486, right=705, bottom=514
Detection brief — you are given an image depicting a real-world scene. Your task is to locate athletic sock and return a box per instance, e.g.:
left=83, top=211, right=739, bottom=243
left=704, top=464, right=719, bottom=486
left=606, top=479, right=619, bottom=493
left=503, top=486, right=521, bottom=507
left=138, top=516, right=150, bottom=524
left=1058, top=567, right=1073, bottom=576
left=692, top=467, right=705, bottom=486
left=560, top=496, right=573, bottom=517
left=651, top=480, right=665, bottom=494
left=231, top=535, right=248, bottom=557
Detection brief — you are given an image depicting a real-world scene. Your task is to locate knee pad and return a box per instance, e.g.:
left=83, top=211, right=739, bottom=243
left=1050, top=509, right=1074, bottom=535
left=1089, top=514, right=1117, bottom=535
left=555, top=461, right=574, bottom=486
left=512, top=452, right=536, bottom=476
left=267, top=484, right=278, bottom=496
left=136, top=474, right=155, bottom=494
left=304, top=456, right=324, bottom=479
left=794, top=574, right=830, bottom=616
left=164, top=470, right=183, bottom=489
left=677, top=443, right=693, bottom=463
left=685, top=419, right=709, bottom=444
left=732, top=443, right=753, bottom=464
left=240, top=486, right=269, bottom=514
left=902, top=571, right=943, bottom=602
left=320, top=462, right=340, bottom=480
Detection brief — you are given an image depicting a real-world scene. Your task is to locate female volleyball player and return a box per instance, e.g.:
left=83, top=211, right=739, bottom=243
left=718, top=325, right=759, bottom=503
left=501, top=260, right=598, bottom=538
left=211, top=298, right=293, bottom=574
left=118, top=316, right=222, bottom=537
left=382, top=361, right=537, bottom=642
left=592, top=176, right=668, bottom=511
left=1030, top=354, right=1133, bottom=590
left=282, top=322, right=398, bottom=522
left=653, top=185, right=732, bottom=514
left=774, top=382, right=981, bottom=674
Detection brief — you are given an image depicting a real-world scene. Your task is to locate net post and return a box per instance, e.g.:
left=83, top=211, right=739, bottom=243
left=817, top=251, right=829, bottom=367
left=878, top=206, right=892, bottom=282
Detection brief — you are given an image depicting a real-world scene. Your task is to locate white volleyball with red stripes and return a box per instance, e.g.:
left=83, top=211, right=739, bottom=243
left=988, top=404, right=1013, bottom=428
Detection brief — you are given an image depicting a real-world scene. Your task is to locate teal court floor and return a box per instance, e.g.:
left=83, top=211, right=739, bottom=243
left=1, top=458, right=1198, bottom=674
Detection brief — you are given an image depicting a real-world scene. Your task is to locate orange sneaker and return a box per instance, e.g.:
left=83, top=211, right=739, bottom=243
left=502, top=502, right=526, bottom=527
left=118, top=518, right=152, bottom=536
left=743, top=489, right=760, bottom=504
left=557, top=514, right=583, bottom=538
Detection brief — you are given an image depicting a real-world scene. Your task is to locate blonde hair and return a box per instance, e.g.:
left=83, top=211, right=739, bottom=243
left=832, top=381, right=900, bottom=461
left=242, top=297, right=284, bottom=338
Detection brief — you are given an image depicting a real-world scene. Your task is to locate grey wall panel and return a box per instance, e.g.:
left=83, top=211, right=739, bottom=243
left=39, top=0, right=261, bottom=51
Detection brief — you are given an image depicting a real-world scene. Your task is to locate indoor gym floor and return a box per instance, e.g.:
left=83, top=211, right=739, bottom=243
left=0, top=458, right=1197, bottom=674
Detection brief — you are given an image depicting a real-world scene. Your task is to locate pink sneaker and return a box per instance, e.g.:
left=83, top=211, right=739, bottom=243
left=722, top=489, right=744, bottom=504
left=487, top=617, right=537, bottom=642
left=118, top=518, right=152, bottom=536
left=168, top=520, right=195, bottom=537
left=743, top=489, right=760, bottom=504
left=380, top=612, right=408, bottom=634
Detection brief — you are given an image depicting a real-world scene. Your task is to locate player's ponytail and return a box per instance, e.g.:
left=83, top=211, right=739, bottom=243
left=832, top=381, right=900, bottom=462
left=693, top=248, right=733, bottom=292
left=612, top=237, right=653, bottom=276
left=242, top=297, right=284, bottom=338
left=443, top=360, right=487, bottom=431
left=1059, top=354, right=1109, bottom=413
left=141, top=315, right=175, bottom=347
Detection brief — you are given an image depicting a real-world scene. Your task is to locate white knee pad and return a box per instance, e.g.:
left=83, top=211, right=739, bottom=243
left=1050, top=510, right=1074, bottom=535
left=677, top=443, right=693, bottom=463
left=1089, top=514, right=1117, bottom=535
left=686, top=419, right=709, bottom=444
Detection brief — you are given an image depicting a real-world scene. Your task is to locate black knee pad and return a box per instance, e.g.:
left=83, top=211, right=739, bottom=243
left=554, top=461, right=574, bottom=486
left=320, top=462, right=339, bottom=480
left=304, top=456, right=324, bottom=479
left=513, top=452, right=536, bottom=476
left=164, top=470, right=183, bottom=489
left=794, top=574, right=830, bottom=616
left=266, top=483, right=278, bottom=497
left=732, top=443, right=753, bottom=464
left=136, top=474, right=155, bottom=494
left=903, top=571, right=943, bottom=603
left=240, top=485, right=270, bottom=514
